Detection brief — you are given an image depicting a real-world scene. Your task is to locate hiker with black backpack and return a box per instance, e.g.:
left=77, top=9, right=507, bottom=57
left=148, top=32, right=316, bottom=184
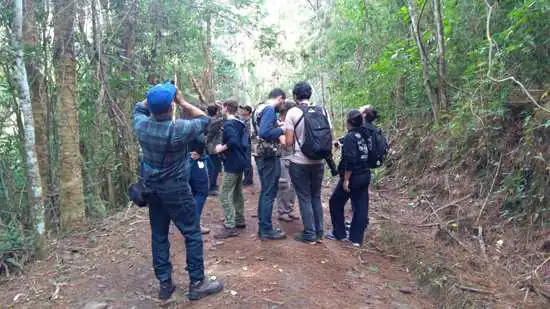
left=254, top=88, right=288, bottom=241
left=239, top=105, right=254, bottom=187
left=326, top=110, right=372, bottom=248
left=284, top=81, right=334, bottom=244
left=213, top=100, right=252, bottom=239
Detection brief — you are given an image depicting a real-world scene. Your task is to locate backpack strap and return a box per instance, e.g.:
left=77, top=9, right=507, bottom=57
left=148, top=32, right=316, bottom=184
left=293, top=104, right=309, bottom=149
left=251, top=108, right=259, bottom=138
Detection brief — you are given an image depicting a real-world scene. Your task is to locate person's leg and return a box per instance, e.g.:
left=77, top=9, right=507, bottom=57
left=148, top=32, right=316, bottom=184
left=219, top=172, right=237, bottom=229
left=209, top=155, right=221, bottom=194
left=349, top=187, right=370, bottom=245
left=257, top=157, right=285, bottom=239
left=233, top=172, right=245, bottom=227
left=277, top=159, right=292, bottom=219
left=243, top=166, right=253, bottom=186
left=310, top=165, right=325, bottom=239
left=289, top=163, right=316, bottom=242
left=148, top=200, right=172, bottom=284
left=328, top=179, right=349, bottom=240
left=160, top=181, right=223, bottom=300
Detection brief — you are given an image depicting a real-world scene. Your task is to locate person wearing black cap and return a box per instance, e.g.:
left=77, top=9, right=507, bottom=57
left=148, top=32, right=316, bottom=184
left=326, top=109, right=371, bottom=248
left=133, top=82, right=223, bottom=302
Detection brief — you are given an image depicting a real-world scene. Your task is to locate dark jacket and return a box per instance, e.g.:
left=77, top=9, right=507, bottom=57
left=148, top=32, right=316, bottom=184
left=337, top=127, right=371, bottom=188
left=222, top=118, right=251, bottom=173
left=258, top=105, right=284, bottom=142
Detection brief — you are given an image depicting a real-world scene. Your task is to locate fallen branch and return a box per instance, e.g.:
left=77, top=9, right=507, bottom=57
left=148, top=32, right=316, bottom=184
left=534, top=256, right=550, bottom=278
left=459, top=286, right=493, bottom=295
left=187, top=72, right=207, bottom=105
left=476, top=154, right=503, bottom=225
left=484, top=0, right=550, bottom=113
left=420, top=194, right=472, bottom=223
left=429, top=203, right=473, bottom=253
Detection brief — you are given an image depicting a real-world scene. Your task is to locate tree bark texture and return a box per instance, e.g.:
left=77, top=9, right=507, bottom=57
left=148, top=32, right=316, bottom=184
left=12, top=0, right=46, bottom=256
left=23, top=0, right=50, bottom=197
left=54, top=0, right=86, bottom=229
left=202, top=14, right=215, bottom=104
left=433, top=0, right=448, bottom=110
left=407, top=0, right=438, bottom=119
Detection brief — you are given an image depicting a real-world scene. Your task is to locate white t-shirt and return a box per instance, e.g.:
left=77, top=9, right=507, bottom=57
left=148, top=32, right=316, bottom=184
left=284, top=101, right=333, bottom=165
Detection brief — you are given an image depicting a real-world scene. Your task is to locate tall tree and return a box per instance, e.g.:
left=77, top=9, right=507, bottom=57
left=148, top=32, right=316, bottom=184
left=53, top=0, right=86, bottom=229
left=433, top=0, right=448, bottom=110
left=11, top=0, right=46, bottom=256
left=407, top=0, right=437, bottom=119
left=202, top=13, right=215, bottom=104
left=23, top=0, right=50, bottom=200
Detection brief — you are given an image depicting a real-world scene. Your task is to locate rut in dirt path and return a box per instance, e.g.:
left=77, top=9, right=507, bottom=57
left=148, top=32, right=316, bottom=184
left=1, top=183, right=434, bottom=309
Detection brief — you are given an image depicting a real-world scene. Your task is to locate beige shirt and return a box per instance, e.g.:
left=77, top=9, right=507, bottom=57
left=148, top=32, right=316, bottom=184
left=284, top=101, right=333, bottom=165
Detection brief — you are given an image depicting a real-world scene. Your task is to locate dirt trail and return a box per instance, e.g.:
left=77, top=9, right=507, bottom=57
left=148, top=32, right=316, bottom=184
left=0, top=182, right=434, bottom=309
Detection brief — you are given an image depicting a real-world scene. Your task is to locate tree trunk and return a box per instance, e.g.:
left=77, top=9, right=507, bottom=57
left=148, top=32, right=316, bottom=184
left=11, top=0, right=46, bottom=257
left=202, top=14, right=215, bottom=103
left=407, top=0, right=437, bottom=119
left=433, top=0, right=448, bottom=110
left=54, top=0, right=86, bottom=229
left=23, top=0, right=50, bottom=204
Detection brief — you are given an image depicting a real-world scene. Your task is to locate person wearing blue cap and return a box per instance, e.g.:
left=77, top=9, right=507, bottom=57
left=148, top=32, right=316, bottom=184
left=133, top=82, right=223, bottom=302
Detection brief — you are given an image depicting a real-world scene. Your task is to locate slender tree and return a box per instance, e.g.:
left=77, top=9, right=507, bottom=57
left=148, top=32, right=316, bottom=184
left=433, top=0, right=448, bottom=110
left=11, top=0, right=46, bottom=256
left=23, top=0, right=50, bottom=200
left=53, top=0, right=86, bottom=229
left=407, top=0, right=437, bottom=119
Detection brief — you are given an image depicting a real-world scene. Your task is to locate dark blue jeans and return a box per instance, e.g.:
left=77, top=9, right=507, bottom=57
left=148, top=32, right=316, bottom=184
left=208, top=155, right=222, bottom=192
left=256, top=156, right=281, bottom=234
left=289, top=163, right=324, bottom=241
left=188, top=158, right=209, bottom=218
left=329, top=176, right=370, bottom=245
left=148, top=179, right=204, bottom=283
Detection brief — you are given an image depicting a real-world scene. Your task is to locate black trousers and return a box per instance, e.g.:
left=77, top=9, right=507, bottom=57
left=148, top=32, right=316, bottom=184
left=329, top=177, right=370, bottom=245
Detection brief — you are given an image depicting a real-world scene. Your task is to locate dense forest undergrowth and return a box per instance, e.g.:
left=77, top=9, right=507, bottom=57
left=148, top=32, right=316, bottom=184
left=1, top=0, right=550, bottom=308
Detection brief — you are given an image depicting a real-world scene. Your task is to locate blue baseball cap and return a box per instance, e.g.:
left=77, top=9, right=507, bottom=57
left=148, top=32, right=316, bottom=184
left=146, top=82, right=176, bottom=114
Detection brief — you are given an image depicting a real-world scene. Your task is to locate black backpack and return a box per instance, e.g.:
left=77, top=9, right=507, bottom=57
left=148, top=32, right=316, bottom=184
left=295, top=104, right=332, bottom=160
left=364, top=122, right=389, bottom=168
left=205, top=117, right=224, bottom=155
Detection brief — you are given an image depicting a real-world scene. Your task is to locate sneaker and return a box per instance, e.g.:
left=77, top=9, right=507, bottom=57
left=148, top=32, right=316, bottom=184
left=235, top=223, right=246, bottom=229
left=200, top=226, right=211, bottom=234
left=278, top=214, right=293, bottom=222
left=345, top=221, right=351, bottom=231
left=214, top=228, right=239, bottom=239
left=288, top=213, right=300, bottom=220
left=325, top=231, right=346, bottom=241
left=209, top=190, right=219, bottom=197
left=159, top=279, right=176, bottom=301
left=187, top=278, right=224, bottom=301
left=259, top=229, right=287, bottom=240
left=294, top=233, right=317, bottom=245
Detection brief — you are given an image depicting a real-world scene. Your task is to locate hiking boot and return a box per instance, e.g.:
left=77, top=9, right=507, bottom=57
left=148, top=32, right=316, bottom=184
left=187, top=278, right=224, bottom=301
left=214, top=228, right=239, bottom=239
left=294, top=233, right=317, bottom=245
left=159, top=279, right=176, bottom=301
left=209, top=190, right=219, bottom=197
left=288, top=213, right=300, bottom=220
left=235, top=223, right=246, bottom=229
left=259, top=229, right=287, bottom=241
left=278, top=214, right=293, bottom=222
left=200, top=226, right=211, bottom=234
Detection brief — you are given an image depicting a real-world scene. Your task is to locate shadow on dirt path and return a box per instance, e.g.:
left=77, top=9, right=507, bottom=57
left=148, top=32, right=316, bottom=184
left=1, top=180, right=434, bottom=309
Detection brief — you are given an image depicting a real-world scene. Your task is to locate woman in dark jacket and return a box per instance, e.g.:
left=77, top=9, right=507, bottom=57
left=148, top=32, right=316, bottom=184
left=326, top=109, right=371, bottom=247
left=187, top=133, right=211, bottom=234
